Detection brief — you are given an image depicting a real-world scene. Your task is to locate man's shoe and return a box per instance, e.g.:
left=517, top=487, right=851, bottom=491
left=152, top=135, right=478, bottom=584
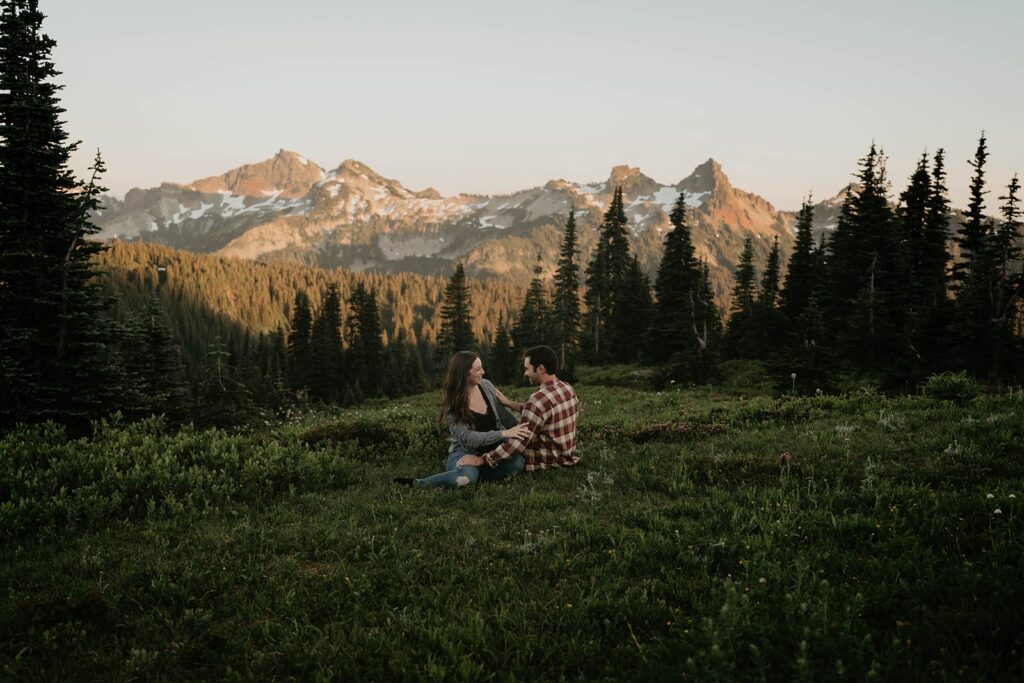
left=393, top=477, right=415, bottom=486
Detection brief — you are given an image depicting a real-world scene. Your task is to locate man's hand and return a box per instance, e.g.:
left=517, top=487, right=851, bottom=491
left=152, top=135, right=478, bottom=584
left=456, top=454, right=485, bottom=468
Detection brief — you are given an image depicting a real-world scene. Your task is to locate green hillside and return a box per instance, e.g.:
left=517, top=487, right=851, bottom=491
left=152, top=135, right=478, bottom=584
left=2, top=378, right=1022, bottom=680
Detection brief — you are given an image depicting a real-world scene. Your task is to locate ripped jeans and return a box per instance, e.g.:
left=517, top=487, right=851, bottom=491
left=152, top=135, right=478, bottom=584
left=415, top=448, right=525, bottom=489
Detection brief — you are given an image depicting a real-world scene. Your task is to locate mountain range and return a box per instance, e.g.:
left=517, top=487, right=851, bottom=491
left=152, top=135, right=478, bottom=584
left=92, top=150, right=857, bottom=303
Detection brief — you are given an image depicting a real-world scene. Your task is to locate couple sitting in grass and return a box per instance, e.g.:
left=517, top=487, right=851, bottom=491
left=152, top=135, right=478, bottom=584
left=395, top=345, right=580, bottom=488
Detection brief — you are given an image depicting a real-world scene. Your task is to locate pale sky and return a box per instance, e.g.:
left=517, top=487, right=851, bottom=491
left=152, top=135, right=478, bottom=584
left=47, top=0, right=1022, bottom=212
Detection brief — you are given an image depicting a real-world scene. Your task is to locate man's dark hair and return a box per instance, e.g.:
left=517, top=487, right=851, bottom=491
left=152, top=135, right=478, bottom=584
left=525, top=345, right=558, bottom=375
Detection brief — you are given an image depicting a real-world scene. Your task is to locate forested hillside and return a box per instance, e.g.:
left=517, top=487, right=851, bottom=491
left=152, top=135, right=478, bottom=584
left=98, top=241, right=526, bottom=380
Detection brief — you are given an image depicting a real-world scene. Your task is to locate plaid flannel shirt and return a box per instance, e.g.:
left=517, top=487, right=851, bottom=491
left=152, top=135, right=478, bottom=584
left=482, top=378, right=580, bottom=471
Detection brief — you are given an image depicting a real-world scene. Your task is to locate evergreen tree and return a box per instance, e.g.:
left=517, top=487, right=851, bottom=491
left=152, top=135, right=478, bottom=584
left=551, top=210, right=581, bottom=375
left=583, top=187, right=631, bottom=362
left=898, top=154, right=932, bottom=308
left=260, top=329, right=287, bottom=409
left=195, top=336, right=252, bottom=427
left=435, top=263, right=475, bottom=371
left=287, top=290, right=313, bottom=393
left=826, top=145, right=902, bottom=373
left=489, top=316, right=516, bottom=384
left=731, top=236, right=758, bottom=315
left=513, top=255, right=549, bottom=351
left=347, top=283, right=385, bottom=397
left=781, top=199, right=818, bottom=324
left=121, top=296, right=189, bottom=421
left=401, top=332, right=429, bottom=395
left=752, top=236, right=783, bottom=358
left=309, top=284, right=345, bottom=402
left=382, top=339, right=404, bottom=399
left=724, top=235, right=759, bottom=360
left=922, top=148, right=951, bottom=310
left=608, top=255, right=652, bottom=363
left=954, top=132, right=991, bottom=288
left=648, top=191, right=700, bottom=363
left=991, top=174, right=1023, bottom=377
left=686, top=261, right=723, bottom=380
left=0, top=1, right=122, bottom=429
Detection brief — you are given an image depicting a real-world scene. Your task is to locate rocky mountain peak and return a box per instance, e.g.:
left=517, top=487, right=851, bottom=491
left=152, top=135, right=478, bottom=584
left=188, top=149, right=323, bottom=199
left=606, top=164, right=661, bottom=197
left=335, top=158, right=380, bottom=179
left=678, top=158, right=732, bottom=196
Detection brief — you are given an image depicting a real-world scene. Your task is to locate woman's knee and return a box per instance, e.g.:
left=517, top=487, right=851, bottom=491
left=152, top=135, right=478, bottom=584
left=454, top=466, right=480, bottom=487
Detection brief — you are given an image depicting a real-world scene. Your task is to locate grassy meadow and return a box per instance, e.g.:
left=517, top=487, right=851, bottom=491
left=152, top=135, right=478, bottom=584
left=2, top=369, right=1023, bottom=680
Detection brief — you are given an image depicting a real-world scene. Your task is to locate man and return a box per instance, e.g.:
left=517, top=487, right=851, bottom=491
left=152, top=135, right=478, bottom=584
left=456, top=345, right=580, bottom=472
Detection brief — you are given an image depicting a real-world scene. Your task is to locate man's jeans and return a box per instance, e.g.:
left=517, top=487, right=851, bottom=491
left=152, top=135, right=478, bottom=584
left=415, top=448, right=525, bottom=488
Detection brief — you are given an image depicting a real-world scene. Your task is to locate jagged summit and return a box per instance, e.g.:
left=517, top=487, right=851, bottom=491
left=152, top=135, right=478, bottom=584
left=606, top=165, right=661, bottom=197
left=188, top=149, right=323, bottom=199
left=678, top=158, right=732, bottom=195
left=334, top=158, right=386, bottom=181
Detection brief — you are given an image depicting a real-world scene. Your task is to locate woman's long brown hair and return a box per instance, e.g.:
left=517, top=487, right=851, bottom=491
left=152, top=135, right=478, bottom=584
left=439, top=351, right=479, bottom=425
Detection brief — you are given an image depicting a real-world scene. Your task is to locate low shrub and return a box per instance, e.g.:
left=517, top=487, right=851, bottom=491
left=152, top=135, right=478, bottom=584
left=717, top=359, right=777, bottom=395
left=0, top=415, right=355, bottom=541
left=924, top=371, right=980, bottom=405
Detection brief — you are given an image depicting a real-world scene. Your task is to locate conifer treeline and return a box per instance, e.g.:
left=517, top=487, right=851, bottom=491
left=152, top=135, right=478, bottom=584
left=481, top=136, right=1022, bottom=391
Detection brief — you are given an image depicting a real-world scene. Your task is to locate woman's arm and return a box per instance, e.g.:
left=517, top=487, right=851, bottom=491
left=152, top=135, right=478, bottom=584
left=445, top=409, right=531, bottom=448
left=493, top=387, right=523, bottom=412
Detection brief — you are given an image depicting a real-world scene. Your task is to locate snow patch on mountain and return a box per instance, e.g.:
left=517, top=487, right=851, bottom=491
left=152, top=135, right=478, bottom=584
left=378, top=234, right=448, bottom=259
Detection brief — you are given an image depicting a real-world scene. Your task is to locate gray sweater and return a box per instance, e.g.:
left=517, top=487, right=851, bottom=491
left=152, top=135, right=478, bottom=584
left=445, top=379, right=519, bottom=454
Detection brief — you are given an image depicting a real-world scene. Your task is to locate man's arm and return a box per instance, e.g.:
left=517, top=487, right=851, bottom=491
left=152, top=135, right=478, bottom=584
left=459, top=396, right=546, bottom=468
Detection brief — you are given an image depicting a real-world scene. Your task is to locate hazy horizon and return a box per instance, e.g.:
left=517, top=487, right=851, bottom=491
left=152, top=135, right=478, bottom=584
left=47, top=0, right=1022, bottom=212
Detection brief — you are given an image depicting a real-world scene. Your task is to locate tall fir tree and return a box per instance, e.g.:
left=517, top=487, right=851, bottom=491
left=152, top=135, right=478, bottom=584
left=778, top=199, right=820, bottom=371
left=435, top=262, right=475, bottom=372
left=608, top=255, right=653, bottom=364
left=347, top=283, right=385, bottom=397
left=898, top=154, right=932, bottom=308
left=583, top=187, right=632, bottom=363
left=750, top=236, right=783, bottom=359
left=724, top=235, right=759, bottom=360
left=120, top=296, right=189, bottom=421
left=648, top=191, right=700, bottom=363
left=286, top=290, right=313, bottom=393
left=826, top=145, right=902, bottom=374
left=954, top=132, right=991, bottom=289
left=551, top=210, right=581, bottom=376
left=489, top=316, right=517, bottom=384
left=309, top=283, right=345, bottom=402
left=990, top=174, right=1023, bottom=378
left=687, top=261, right=724, bottom=381
left=0, top=1, right=122, bottom=429
left=922, top=148, right=951, bottom=310
left=513, top=254, right=550, bottom=351
left=195, top=336, right=252, bottom=427
left=780, top=199, right=817, bottom=323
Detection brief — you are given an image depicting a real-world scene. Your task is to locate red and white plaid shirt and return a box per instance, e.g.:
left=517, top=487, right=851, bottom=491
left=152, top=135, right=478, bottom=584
left=482, top=378, right=580, bottom=471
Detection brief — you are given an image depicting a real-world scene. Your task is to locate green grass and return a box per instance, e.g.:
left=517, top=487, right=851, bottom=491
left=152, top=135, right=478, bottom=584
left=2, top=383, right=1023, bottom=680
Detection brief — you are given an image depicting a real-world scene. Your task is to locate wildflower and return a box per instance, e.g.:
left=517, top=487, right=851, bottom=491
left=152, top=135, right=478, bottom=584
left=993, top=509, right=1003, bottom=515
left=759, top=577, right=767, bottom=584
left=1010, top=494, right=1017, bottom=499
left=780, top=451, right=792, bottom=464
left=986, top=493, right=995, bottom=499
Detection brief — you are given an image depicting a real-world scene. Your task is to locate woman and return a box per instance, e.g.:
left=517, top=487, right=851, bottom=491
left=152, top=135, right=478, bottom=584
left=396, top=351, right=529, bottom=488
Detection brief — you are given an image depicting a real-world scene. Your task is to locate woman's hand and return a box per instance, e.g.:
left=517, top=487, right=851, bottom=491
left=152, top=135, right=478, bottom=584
left=494, top=388, right=523, bottom=412
left=501, top=424, right=532, bottom=441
